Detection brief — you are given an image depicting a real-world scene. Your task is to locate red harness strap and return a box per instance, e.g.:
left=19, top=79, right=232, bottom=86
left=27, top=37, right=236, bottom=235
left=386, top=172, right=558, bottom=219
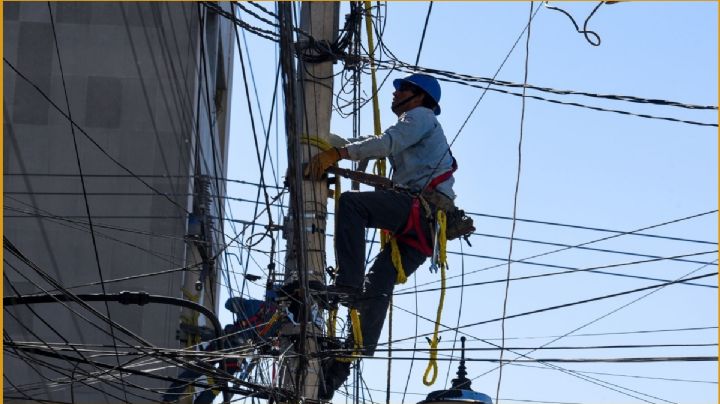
left=394, top=158, right=457, bottom=257
left=395, top=198, right=433, bottom=256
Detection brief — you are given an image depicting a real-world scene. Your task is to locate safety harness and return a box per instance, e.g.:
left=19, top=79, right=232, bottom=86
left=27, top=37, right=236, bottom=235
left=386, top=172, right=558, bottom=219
left=394, top=158, right=458, bottom=257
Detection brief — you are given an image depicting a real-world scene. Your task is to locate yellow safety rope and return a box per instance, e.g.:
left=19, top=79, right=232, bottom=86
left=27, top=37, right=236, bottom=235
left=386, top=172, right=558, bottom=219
left=327, top=308, right=338, bottom=338
left=337, top=308, right=364, bottom=363
left=423, top=211, right=447, bottom=386
left=205, top=375, right=221, bottom=398
left=258, top=310, right=282, bottom=337
left=438, top=210, right=448, bottom=271
left=389, top=237, right=407, bottom=284
left=181, top=288, right=201, bottom=346
left=363, top=0, right=386, bottom=177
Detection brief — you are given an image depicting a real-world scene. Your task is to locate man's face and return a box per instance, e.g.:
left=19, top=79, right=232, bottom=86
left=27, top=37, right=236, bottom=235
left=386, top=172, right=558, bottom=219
left=391, top=82, right=424, bottom=116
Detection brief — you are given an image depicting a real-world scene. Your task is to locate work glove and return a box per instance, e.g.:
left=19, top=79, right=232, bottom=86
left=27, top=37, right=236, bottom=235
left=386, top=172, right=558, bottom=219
left=328, top=132, right=350, bottom=148
left=304, top=147, right=342, bottom=179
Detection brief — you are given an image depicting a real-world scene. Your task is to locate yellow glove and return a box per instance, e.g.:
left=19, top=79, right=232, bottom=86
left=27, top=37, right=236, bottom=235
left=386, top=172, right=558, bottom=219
left=304, top=147, right=342, bottom=179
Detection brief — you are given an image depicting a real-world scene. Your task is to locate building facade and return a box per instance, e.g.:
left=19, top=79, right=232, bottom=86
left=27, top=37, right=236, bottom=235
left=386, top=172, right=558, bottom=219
left=4, top=2, right=234, bottom=402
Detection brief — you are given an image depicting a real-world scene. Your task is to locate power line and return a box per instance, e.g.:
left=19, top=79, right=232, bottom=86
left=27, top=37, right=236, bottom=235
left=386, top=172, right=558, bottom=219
left=354, top=355, right=717, bottom=363
left=349, top=343, right=718, bottom=353
left=3, top=58, right=192, bottom=216
left=508, top=362, right=718, bottom=385
left=387, top=271, right=717, bottom=347
left=469, top=210, right=717, bottom=246
left=497, top=4, right=534, bottom=400
left=3, top=172, right=285, bottom=190
left=413, top=2, right=433, bottom=66
left=47, top=4, right=129, bottom=400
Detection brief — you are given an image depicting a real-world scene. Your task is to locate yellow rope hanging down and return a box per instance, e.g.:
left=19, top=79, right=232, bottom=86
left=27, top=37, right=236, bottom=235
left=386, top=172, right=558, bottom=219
left=337, top=308, right=364, bottom=363
left=423, top=210, right=447, bottom=386
left=363, top=0, right=386, bottom=178
left=327, top=308, right=338, bottom=338
left=390, top=237, right=407, bottom=284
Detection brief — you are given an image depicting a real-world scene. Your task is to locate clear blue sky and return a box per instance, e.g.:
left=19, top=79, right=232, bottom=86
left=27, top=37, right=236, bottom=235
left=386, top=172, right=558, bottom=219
left=223, top=3, right=717, bottom=404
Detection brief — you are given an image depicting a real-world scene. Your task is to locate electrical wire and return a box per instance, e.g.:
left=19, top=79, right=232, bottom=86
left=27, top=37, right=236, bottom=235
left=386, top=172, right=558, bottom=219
left=496, top=4, right=534, bottom=401
left=47, top=5, right=129, bottom=400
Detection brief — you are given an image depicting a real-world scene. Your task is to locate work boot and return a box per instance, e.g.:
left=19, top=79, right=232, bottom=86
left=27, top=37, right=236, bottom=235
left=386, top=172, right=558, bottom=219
left=318, top=358, right=351, bottom=401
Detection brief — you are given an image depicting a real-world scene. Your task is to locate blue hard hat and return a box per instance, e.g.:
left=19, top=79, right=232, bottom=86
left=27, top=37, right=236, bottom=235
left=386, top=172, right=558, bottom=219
left=393, top=73, right=441, bottom=115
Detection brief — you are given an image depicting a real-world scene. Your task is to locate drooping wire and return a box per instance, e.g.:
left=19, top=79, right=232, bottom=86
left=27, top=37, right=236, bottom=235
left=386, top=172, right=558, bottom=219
left=497, top=4, right=532, bottom=399
left=401, top=209, right=718, bottom=292
left=46, top=4, right=129, bottom=401
left=544, top=1, right=608, bottom=46
left=442, top=238, right=467, bottom=387
left=480, top=259, right=719, bottom=386
left=388, top=271, right=716, bottom=347
left=230, top=2, right=279, bottom=298
left=2, top=58, right=192, bottom=216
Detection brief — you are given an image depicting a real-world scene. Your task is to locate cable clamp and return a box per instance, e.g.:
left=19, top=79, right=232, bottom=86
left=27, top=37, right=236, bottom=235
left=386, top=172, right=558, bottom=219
left=118, top=291, right=150, bottom=306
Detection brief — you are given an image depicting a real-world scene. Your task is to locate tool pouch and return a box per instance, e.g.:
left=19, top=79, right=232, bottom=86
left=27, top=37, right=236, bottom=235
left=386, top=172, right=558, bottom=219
left=421, top=190, right=475, bottom=241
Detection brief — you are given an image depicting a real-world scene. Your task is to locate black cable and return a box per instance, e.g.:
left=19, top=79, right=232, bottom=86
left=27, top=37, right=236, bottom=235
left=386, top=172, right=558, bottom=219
left=119, top=3, right=181, bottom=200
left=46, top=5, right=129, bottom=400
left=231, top=2, right=279, bottom=295
left=497, top=4, right=534, bottom=401
left=4, top=198, right=184, bottom=266
left=3, top=172, right=285, bottom=190
left=8, top=204, right=715, bottom=290
left=402, top=210, right=718, bottom=292
left=3, top=301, right=130, bottom=402
left=442, top=238, right=467, bottom=387
left=335, top=342, right=718, bottom=353
left=544, top=1, right=606, bottom=46
left=4, top=273, right=139, bottom=400
left=4, top=291, right=224, bottom=341
left=413, top=2, right=433, bottom=66
left=3, top=58, right=192, bottom=215
left=394, top=250, right=719, bottom=298
left=479, top=325, right=718, bottom=341
left=4, top=238, right=239, bottom=391
left=509, top=362, right=718, bottom=385
left=389, top=271, right=716, bottom=347
left=336, top=354, right=717, bottom=363
left=468, top=210, right=717, bottom=246
left=7, top=343, right=289, bottom=400
left=477, top=258, right=718, bottom=387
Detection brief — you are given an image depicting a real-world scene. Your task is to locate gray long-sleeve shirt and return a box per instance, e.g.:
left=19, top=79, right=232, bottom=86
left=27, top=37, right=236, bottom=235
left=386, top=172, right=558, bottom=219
left=345, top=106, right=456, bottom=199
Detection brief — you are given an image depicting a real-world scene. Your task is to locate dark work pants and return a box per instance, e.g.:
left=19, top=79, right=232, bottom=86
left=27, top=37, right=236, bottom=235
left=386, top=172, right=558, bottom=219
left=335, top=190, right=428, bottom=355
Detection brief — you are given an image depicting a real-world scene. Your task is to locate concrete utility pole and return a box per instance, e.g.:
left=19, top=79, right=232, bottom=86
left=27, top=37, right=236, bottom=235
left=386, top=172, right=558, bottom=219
left=279, top=2, right=339, bottom=401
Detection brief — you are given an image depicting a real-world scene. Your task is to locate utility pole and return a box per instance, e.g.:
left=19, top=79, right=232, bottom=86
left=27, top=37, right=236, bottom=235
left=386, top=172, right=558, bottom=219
left=278, top=2, right=339, bottom=401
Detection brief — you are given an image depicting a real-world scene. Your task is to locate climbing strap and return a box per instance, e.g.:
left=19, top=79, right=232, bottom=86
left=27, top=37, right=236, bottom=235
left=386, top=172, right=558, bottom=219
left=337, top=308, right=364, bottom=363
left=423, top=210, right=447, bottom=386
